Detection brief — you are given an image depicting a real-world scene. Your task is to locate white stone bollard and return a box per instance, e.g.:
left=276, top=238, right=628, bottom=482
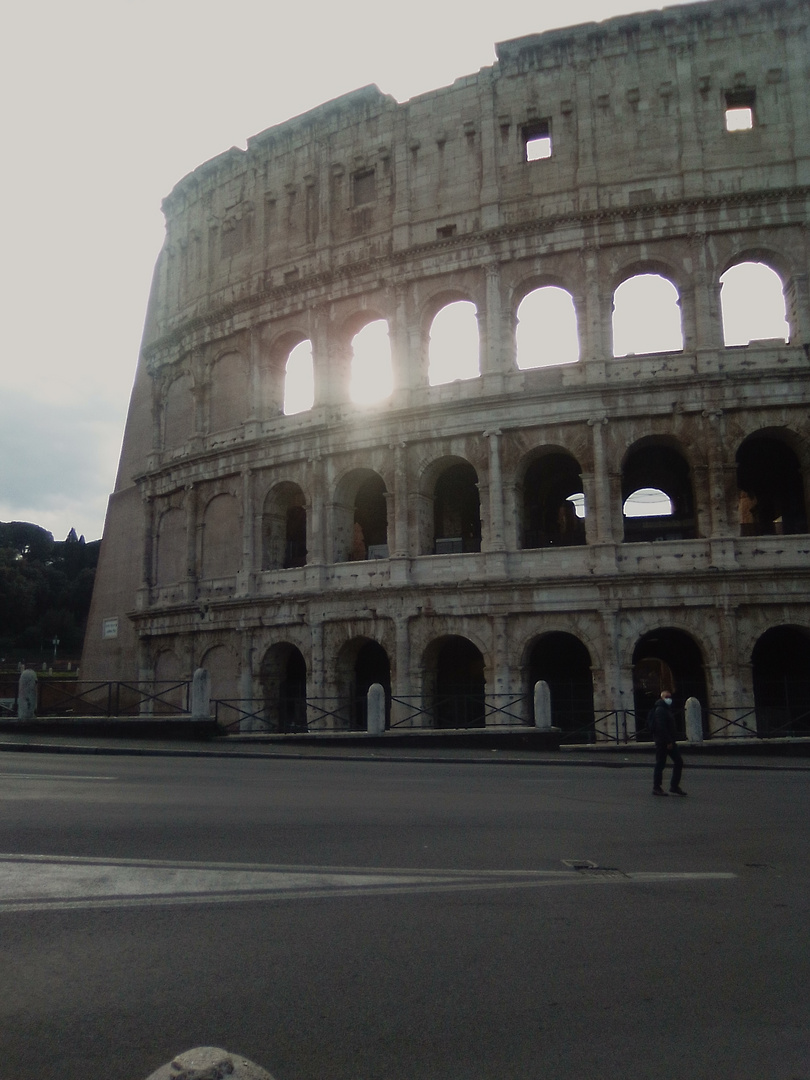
left=144, top=1046, right=276, bottom=1080
left=685, top=696, right=704, bottom=744
left=367, top=682, right=386, bottom=735
left=18, top=669, right=37, bottom=720
left=534, top=680, right=552, bottom=731
left=191, top=668, right=211, bottom=721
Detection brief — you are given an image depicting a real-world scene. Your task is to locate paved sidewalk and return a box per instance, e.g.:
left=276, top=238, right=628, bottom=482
left=1, top=727, right=809, bottom=770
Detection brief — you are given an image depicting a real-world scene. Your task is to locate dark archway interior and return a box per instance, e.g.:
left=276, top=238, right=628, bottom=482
left=632, top=629, right=708, bottom=737
left=528, top=633, right=594, bottom=741
left=752, top=626, right=810, bottom=735
left=353, top=475, right=388, bottom=559
left=435, top=636, right=485, bottom=727
left=622, top=444, right=696, bottom=542
left=350, top=640, right=391, bottom=728
left=261, top=644, right=307, bottom=732
left=737, top=437, right=807, bottom=536
left=433, top=463, right=481, bottom=553
left=285, top=504, right=307, bottom=567
left=522, top=454, right=586, bottom=548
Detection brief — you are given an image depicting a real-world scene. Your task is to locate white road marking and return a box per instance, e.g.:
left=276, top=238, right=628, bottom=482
left=0, top=854, right=736, bottom=914
left=0, top=774, right=117, bottom=781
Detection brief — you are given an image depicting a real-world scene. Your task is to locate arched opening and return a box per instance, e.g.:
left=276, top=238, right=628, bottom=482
left=336, top=638, right=391, bottom=729
left=209, top=352, right=249, bottom=433
left=155, top=507, right=186, bottom=586
left=349, top=320, right=393, bottom=405
left=527, top=633, right=594, bottom=741
left=521, top=452, right=586, bottom=548
left=332, top=469, right=388, bottom=563
left=632, top=629, right=708, bottom=738
left=260, top=643, right=307, bottom=732
left=516, top=287, right=580, bottom=369
left=428, top=301, right=480, bottom=385
left=201, top=644, right=240, bottom=707
left=612, top=274, right=683, bottom=357
left=352, top=474, right=388, bottom=560
left=201, top=493, right=240, bottom=578
left=163, top=375, right=193, bottom=450
left=752, top=626, right=810, bottom=737
left=433, top=462, right=481, bottom=554
left=622, top=443, right=696, bottom=542
left=262, top=483, right=307, bottom=570
left=720, top=262, right=790, bottom=346
left=283, top=339, right=314, bottom=415
left=432, top=636, right=485, bottom=728
left=736, top=435, right=807, bottom=536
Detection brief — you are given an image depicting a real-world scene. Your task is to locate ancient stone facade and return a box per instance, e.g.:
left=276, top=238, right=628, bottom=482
left=82, top=0, right=810, bottom=737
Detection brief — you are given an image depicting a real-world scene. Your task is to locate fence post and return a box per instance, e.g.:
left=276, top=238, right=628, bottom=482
left=685, top=696, right=704, bottom=744
left=534, top=680, right=552, bottom=731
left=367, top=683, right=386, bottom=735
left=191, top=668, right=211, bottom=721
left=18, top=669, right=37, bottom=720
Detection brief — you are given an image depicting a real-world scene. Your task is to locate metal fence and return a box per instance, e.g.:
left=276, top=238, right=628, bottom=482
left=3, top=680, right=191, bottom=718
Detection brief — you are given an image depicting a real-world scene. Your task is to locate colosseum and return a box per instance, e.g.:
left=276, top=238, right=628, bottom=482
left=81, top=0, right=810, bottom=740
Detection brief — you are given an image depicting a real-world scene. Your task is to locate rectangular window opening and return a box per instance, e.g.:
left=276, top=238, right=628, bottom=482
left=352, top=168, right=376, bottom=206
left=724, top=89, right=755, bottom=131
left=523, top=120, right=552, bottom=162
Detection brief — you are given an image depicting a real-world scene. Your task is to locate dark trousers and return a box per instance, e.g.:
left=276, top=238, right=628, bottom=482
left=654, top=740, right=683, bottom=789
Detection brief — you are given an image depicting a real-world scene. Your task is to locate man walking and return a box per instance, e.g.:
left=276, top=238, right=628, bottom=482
left=649, top=689, right=687, bottom=796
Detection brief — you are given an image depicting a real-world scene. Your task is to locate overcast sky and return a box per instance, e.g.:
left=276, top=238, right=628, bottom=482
left=0, top=0, right=706, bottom=542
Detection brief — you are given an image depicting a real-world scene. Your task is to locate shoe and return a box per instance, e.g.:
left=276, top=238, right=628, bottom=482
left=652, top=787, right=668, bottom=796
left=669, top=786, right=688, bottom=796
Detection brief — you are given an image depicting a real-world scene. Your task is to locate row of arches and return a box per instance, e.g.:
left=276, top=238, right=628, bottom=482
left=155, top=624, right=810, bottom=739
left=159, top=258, right=796, bottom=439
left=153, top=430, right=807, bottom=584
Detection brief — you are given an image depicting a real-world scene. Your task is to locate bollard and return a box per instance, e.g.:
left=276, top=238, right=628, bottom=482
left=367, top=682, right=386, bottom=735
left=191, top=668, right=211, bottom=721
left=534, top=680, right=552, bottom=731
left=144, top=1046, right=276, bottom=1080
left=685, top=696, right=703, bottom=744
left=18, top=669, right=37, bottom=720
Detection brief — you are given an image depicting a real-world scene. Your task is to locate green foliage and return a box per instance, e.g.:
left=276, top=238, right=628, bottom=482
left=0, top=522, right=100, bottom=662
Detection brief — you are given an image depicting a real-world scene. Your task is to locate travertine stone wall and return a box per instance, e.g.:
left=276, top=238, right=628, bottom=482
left=82, top=0, right=810, bottom=734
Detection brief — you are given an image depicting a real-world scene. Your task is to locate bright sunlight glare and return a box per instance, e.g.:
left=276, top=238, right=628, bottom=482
left=720, top=262, right=789, bottom=346
left=283, top=339, right=314, bottom=415
left=623, top=488, right=673, bottom=517
left=612, top=274, right=684, bottom=357
left=349, top=320, right=394, bottom=405
left=428, top=302, right=480, bottom=385
left=517, top=287, right=580, bottom=368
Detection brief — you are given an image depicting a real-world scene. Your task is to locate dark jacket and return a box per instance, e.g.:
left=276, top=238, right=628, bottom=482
left=649, top=698, right=677, bottom=744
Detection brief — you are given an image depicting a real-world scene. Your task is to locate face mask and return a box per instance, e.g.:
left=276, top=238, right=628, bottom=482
left=663, top=697, right=673, bottom=706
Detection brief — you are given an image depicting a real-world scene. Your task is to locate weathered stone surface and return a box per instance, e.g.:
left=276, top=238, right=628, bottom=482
left=81, top=0, right=810, bottom=738
left=144, top=1046, right=275, bottom=1080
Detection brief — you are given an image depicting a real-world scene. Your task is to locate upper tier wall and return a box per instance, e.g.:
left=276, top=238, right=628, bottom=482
left=147, top=0, right=809, bottom=348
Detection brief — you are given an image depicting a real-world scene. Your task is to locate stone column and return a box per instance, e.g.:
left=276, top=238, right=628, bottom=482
left=142, top=494, right=155, bottom=594
left=391, top=442, right=409, bottom=558
left=690, top=233, right=723, bottom=356
left=588, top=418, right=616, bottom=544
left=241, top=469, right=254, bottom=575
left=579, top=246, right=609, bottom=369
left=481, top=262, right=509, bottom=388
left=306, top=455, right=326, bottom=566
left=483, top=430, right=505, bottom=553
left=185, top=485, right=199, bottom=585
left=389, top=285, right=415, bottom=405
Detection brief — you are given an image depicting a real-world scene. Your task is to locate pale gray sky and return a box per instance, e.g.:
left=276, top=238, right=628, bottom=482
left=0, top=0, right=707, bottom=541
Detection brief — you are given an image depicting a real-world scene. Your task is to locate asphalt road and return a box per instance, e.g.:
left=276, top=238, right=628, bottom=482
left=1, top=752, right=808, bottom=1080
